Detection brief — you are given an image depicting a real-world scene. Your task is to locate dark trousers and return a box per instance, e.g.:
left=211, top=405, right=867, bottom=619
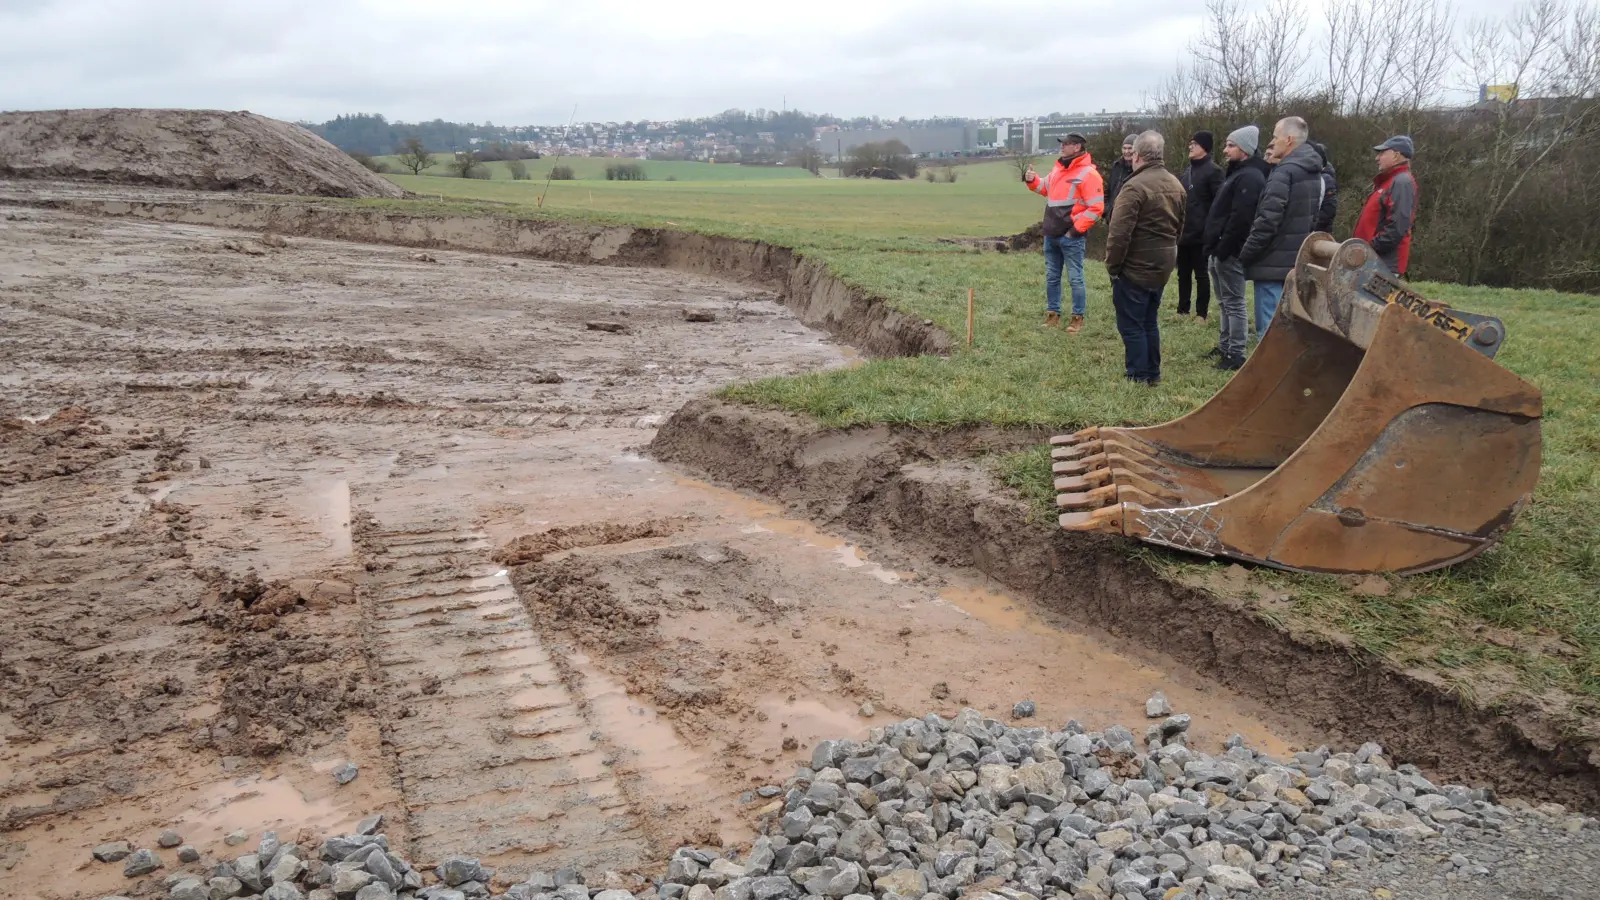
left=1112, top=278, right=1163, bottom=382
left=1175, top=243, right=1210, bottom=317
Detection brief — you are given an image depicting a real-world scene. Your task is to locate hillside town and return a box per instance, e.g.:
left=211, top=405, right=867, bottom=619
left=311, top=110, right=1152, bottom=164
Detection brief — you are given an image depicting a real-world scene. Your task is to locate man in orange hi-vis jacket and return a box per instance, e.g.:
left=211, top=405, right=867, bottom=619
left=1024, top=132, right=1106, bottom=333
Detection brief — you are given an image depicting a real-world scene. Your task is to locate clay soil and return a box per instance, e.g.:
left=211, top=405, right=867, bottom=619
left=0, top=194, right=1307, bottom=898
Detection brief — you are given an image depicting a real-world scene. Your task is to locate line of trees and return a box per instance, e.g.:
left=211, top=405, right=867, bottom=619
left=604, top=163, right=647, bottom=181
left=309, top=110, right=1021, bottom=163
left=788, top=146, right=825, bottom=175
left=1150, top=0, right=1600, bottom=292
left=312, top=114, right=487, bottom=156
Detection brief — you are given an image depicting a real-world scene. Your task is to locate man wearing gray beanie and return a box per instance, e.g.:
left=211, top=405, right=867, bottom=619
left=1200, top=125, right=1270, bottom=370
left=1104, top=134, right=1138, bottom=230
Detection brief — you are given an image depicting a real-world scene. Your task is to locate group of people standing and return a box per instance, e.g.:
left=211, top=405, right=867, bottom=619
left=1022, top=119, right=1418, bottom=384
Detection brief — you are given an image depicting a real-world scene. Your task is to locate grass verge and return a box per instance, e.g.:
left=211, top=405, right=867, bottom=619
left=366, top=165, right=1599, bottom=733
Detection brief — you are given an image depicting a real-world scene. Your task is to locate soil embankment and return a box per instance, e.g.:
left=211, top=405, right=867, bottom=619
left=650, top=396, right=1600, bottom=810
left=0, top=110, right=405, bottom=198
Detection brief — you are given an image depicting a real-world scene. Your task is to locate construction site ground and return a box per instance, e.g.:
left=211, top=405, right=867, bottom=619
left=0, top=196, right=1318, bottom=899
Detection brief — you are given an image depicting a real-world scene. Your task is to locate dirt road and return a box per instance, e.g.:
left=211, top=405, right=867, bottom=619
left=0, top=198, right=1305, bottom=898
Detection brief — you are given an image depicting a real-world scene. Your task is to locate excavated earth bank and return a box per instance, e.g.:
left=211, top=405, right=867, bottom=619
left=648, top=399, right=1600, bottom=810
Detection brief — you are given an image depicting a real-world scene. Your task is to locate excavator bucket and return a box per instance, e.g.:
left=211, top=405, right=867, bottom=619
left=1053, top=235, right=1542, bottom=575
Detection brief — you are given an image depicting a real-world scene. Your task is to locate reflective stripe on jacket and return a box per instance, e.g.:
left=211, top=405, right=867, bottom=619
left=1026, top=152, right=1106, bottom=237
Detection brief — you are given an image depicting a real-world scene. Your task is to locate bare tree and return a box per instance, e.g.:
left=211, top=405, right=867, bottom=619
left=1010, top=151, right=1039, bottom=183
left=1154, top=60, right=1208, bottom=117
left=1458, top=0, right=1600, bottom=282
left=1325, top=0, right=1456, bottom=117
left=397, top=137, right=435, bottom=176
left=1191, top=0, right=1261, bottom=114
left=1325, top=0, right=1397, bottom=115
left=1394, top=0, right=1458, bottom=120
left=1256, top=0, right=1308, bottom=109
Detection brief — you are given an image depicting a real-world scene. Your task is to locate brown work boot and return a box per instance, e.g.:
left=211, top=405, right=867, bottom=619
left=1044, top=312, right=1061, bottom=327
left=1066, top=314, right=1085, bottom=334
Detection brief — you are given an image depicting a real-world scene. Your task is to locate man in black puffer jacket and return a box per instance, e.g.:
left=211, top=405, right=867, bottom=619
left=1202, top=125, right=1270, bottom=370
left=1239, top=116, right=1325, bottom=337
left=1312, top=141, right=1338, bottom=233
left=1176, top=131, right=1223, bottom=322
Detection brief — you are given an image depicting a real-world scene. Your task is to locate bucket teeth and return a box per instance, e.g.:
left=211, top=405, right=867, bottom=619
left=1049, top=426, right=1102, bottom=447
left=1052, top=437, right=1158, bottom=463
left=1051, top=440, right=1105, bottom=461
left=1055, top=468, right=1183, bottom=503
left=1058, top=484, right=1173, bottom=511
left=1052, top=452, right=1166, bottom=479
left=1056, top=484, right=1121, bottom=509
left=1059, top=504, right=1128, bottom=533
left=1052, top=453, right=1107, bottom=476
left=1055, top=470, right=1113, bottom=491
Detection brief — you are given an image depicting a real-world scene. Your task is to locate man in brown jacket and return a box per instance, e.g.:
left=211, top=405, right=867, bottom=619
left=1104, top=130, right=1186, bottom=385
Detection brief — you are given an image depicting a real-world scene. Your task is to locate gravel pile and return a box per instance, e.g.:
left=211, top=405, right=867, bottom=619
left=714, top=704, right=1595, bottom=900
left=96, top=701, right=1597, bottom=900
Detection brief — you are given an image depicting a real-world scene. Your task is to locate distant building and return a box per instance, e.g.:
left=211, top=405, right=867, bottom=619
left=999, top=114, right=1151, bottom=154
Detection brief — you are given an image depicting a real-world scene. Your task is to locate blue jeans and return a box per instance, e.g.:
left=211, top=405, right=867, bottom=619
left=1252, top=281, right=1283, bottom=336
left=1111, top=278, right=1163, bottom=382
left=1044, top=233, right=1087, bottom=316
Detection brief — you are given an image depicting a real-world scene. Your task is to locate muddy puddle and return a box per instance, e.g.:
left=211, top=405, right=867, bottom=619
left=1, top=195, right=1308, bottom=896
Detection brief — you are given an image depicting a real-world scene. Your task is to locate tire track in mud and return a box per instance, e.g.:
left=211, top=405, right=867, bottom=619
left=361, top=521, right=650, bottom=878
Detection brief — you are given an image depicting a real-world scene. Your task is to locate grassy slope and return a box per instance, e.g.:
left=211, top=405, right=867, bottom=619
left=370, top=162, right=1600, bottom=730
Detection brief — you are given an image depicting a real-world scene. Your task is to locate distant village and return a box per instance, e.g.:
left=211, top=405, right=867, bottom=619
left=312, top=111, right=1155, bottom=164
left=493, top=114, right=1150, bottom=162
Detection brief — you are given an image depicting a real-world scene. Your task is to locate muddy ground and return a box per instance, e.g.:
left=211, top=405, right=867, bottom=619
left=0, top=199, right=1310, bottom=898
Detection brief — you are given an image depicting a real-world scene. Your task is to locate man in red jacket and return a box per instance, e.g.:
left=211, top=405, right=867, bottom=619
left=1354, top=135, right=1418, bottom=276
left=1024, top=133, right=1105, bottom=333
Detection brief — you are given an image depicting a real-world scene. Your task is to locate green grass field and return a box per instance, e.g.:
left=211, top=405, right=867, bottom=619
left=379, top=161, right=1039, bottom=245
left=368, top=162, right=1600, bottom=730
left=373, top=154, right=819, bottom=183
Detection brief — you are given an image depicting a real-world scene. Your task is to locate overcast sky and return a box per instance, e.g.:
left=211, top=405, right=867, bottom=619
left=1, top=0, right=1505, bottom=125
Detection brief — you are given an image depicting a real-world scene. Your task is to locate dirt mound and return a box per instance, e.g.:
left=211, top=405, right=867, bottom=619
left=0, top=108, right=406, bottom=198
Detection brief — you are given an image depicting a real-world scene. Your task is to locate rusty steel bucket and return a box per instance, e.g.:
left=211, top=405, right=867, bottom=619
left=1052, top=235, right=1542, bottom=575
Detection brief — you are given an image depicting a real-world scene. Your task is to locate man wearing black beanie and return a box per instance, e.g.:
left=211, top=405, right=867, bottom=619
left=1176, top=130, right=1223, bottom=322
